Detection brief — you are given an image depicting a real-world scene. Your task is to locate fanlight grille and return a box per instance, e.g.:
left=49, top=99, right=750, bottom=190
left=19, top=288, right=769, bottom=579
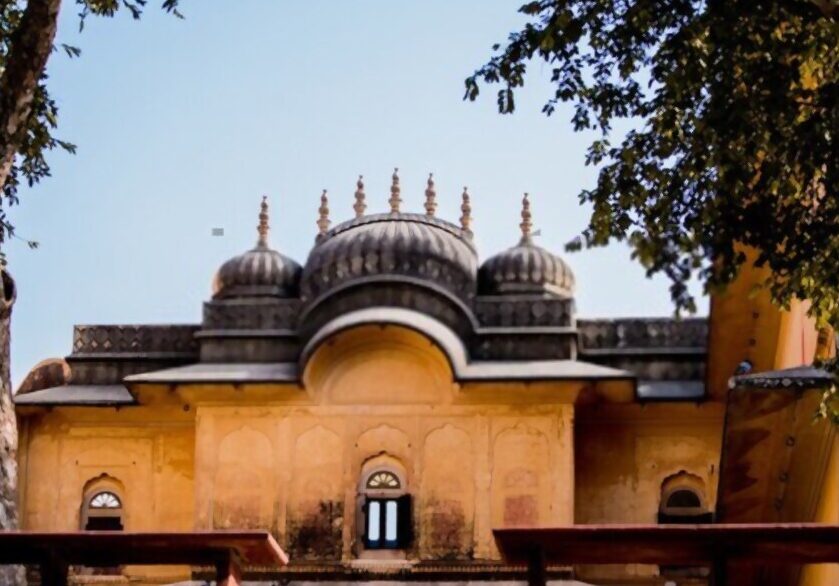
left=89, top=491, right=121, bottom=509
left=367, top=471, right=400, bottom=489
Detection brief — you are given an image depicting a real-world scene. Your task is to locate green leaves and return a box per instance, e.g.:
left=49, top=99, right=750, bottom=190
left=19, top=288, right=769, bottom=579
left=817, top=358, right=839, bottom=425
left=77, top=0, right=183, bottom=30
left=60, top=43, right=81, bottom=58
left=1, top=0, right=183, bottom=252
left=466, top=0, right=838, bottom=321
left=466, top=0, right=839, bottom=420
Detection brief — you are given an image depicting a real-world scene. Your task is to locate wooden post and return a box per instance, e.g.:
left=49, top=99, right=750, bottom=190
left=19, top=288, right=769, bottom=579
left=526, top=546, right=546, bottom=586
left=215, top=550, right=243, bottom=586
left=711, top=556, right=727, bottom=586
left=38, top=553, right=68, bottom=586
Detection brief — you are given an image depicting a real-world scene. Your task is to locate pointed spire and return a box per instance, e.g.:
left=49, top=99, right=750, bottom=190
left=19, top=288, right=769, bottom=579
left=257, top=195, right=270, bottom=247
left=317, top=189, right=331, bottom=236
left=353, top=175, right=367, bottom=218
left=460, top=186, right=473, bottom=237
left=520, top=192, right=533, bottom=244
left=424, top=173, right=437, bottom=217
left=389, top=167, right=402, bottom=213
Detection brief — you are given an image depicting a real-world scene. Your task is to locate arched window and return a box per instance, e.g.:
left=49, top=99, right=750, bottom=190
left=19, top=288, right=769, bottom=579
left=82, top=490, right=124, bottom=530
left=360, top=467, right=411, bottom=550
left=658, top=474, right=712, bottom=579
left=658, top=474, right=712, bottom=524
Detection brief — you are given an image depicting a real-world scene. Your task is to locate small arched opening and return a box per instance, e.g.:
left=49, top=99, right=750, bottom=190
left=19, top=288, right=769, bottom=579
left=81, top=475, right=125, bottom=531
left=658, top=474, right=712, bottom=524
left=658, top=472, right=712, bottom=579
left=358, top=461, right=412, bottom=551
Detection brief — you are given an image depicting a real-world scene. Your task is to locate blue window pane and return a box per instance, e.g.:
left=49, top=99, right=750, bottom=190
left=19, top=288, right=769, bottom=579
left=368, top=501, right=380, bottom=541
left=385, top=500, right=398, bottom=541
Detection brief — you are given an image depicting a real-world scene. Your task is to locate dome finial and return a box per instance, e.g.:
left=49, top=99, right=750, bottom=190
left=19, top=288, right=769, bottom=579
left=460, top=186, right=473, bottom=237
left=389, top=167, right=402, bottom=213
left=257, top=195, right=270, bottom=247
left=520, top=192, right=533, bottom=243
left=424, top=173, right=437, bottom=217
left=317, top=189, right=331, bottom=236
left=353, top=175, right=367, bottom=218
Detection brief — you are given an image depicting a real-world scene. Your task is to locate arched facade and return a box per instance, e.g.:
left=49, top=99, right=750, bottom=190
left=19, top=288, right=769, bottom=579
left=13, top=182, right=734, bottom=586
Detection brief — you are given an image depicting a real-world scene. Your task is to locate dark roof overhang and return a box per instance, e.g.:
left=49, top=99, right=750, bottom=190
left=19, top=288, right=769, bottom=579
left=717, top=365, right=837, bottom=586
left=14, top=385, right=135, bottom=408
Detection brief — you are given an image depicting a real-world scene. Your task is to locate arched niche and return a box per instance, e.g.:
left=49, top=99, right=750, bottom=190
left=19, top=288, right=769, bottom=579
left=420, top=424, right=475, bottom=559
left=78, top=475, right=126, bottom=577
left=356, top=454, right=412, bottom=555
left=80, top=474, right=126, bottom=531
left=212, top=426, right=273, bottom=530
left=287, top=424, right=345, bottom=560
left=491, top=424, right=551, bottom=531
left=303, top=317, right=456, bottom=405
left=356, top=425, right=412, bottom=467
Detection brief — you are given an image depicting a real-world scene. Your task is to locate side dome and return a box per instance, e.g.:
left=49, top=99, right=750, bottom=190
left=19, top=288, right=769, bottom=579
left=478, top=194, right=575, bottom=298
left=300, top=212, right=478, bottom=304
left=212, top=197, right=302, bottom=299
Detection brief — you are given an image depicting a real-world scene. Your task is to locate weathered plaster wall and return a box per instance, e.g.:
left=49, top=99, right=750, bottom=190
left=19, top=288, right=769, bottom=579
left=18, top=324, right=724, bottom=585
left=19, top=405, right=195, bottom=532
left=574, top=402, right=724, bottom=582
left=189, top=326, right=576, bottom=563
left=17, top=404, right=196, bottom=583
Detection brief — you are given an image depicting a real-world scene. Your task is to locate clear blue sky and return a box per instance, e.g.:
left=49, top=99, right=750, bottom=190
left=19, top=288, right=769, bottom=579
left=6, top=1, right=707, bottom=387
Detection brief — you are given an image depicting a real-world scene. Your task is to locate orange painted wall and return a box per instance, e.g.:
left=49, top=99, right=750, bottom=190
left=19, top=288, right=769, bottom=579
left=799, top=437, right=839, bottom=586
left=706, top=249, right=819, bottom=399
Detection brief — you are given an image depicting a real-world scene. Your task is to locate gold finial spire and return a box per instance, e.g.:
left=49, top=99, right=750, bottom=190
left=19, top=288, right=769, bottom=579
left=460, top=186, right=473, bottom=237
left=520, top=192, right=533, bottom=243
left=257, top=195, right=270, bottom=247
left=389, top=167, right=402, bottom=213
left=317, top=189, right=331, bottom=236
left=353, top=175, right=367, bottom=218
left=424, top=173, right=437, bottom=217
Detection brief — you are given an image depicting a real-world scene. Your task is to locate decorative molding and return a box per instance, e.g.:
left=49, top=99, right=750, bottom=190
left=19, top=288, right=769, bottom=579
left=578, top=318, right=708, bottom=353
left=203, top=299, right=302, bottom=330
left=71, top=325, right=199, bottom=358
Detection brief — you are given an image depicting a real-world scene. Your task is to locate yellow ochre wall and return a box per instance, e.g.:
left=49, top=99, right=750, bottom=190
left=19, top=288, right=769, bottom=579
left=706, top=249, right=819, bottom=400
left=574, top=402, right=724, bottom=583
left=17, top=404, right=195, bottom=533
left=799, top=436, right=839, bottom=586
left=17, top=326, right=582, bottom=565
left=16, top=324, right=725, bottom=583
left=190, top=326, right=576, bottom=561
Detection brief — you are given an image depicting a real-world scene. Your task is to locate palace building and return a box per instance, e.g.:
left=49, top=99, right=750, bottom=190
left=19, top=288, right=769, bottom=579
left=13, top=171, right=837, bottom=585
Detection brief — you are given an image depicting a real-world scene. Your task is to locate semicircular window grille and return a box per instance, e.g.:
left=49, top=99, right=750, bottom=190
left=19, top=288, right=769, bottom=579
left=366, top=471, right=401, bottom=490
left=89, top=491, right=122, bottom=509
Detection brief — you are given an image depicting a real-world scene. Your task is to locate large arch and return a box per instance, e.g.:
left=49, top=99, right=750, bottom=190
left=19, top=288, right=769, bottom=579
left=300, top=307, right=469, bottom=380
left=297, top=278, right=479, bottom=341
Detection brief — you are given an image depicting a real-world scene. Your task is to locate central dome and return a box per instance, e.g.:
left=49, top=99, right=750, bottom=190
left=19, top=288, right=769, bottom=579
left=300, top=212, right=478, bottom=305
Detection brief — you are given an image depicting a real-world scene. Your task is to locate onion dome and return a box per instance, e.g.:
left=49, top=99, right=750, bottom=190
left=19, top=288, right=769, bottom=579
left=478, top=194, right=575, bottom=298
left=300, top=170, right=478, bottom=304
left=212, top=197, right=302, bottom=299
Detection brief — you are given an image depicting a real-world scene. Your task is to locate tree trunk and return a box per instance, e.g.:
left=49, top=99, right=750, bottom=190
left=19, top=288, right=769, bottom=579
left=0, top=0, right=62, bottom=191
left=0, top=3, right=62, bottom=582
left=0, top=268, right=24, bottom=585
